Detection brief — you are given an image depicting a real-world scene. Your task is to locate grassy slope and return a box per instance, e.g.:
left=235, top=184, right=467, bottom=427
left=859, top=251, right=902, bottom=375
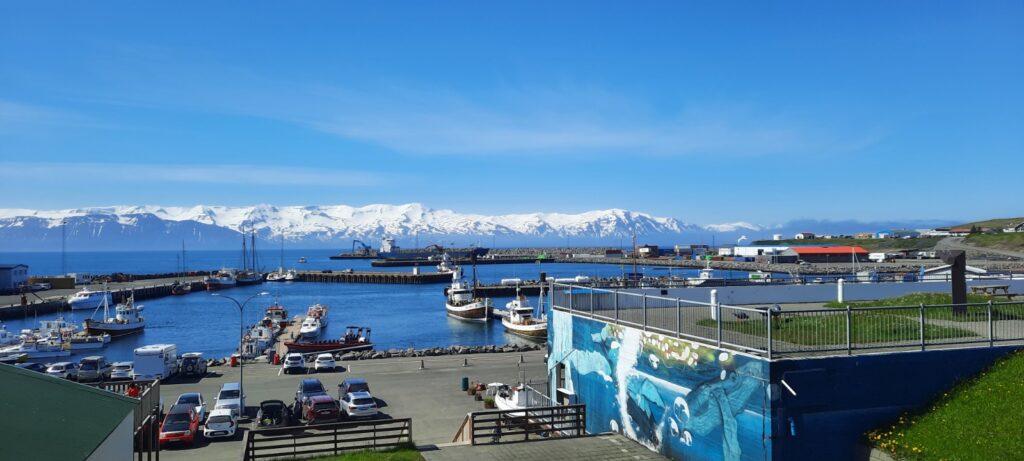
left=867, top=349, right=1024, bottom=461
left=751, top=237, right=944, bottom=251
left=952, top=217, right=1024, bottom=229
left=964, top=232, right=1024, bottom=251
left=824, top=293, right=993, bottom=308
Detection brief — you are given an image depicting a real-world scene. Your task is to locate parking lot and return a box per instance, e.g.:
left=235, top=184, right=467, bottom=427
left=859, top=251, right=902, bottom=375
left=158, top=349, right=548, bottom=461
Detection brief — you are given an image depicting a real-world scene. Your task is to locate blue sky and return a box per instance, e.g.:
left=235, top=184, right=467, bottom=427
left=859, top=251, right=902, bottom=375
left=1, top=2, right=1021, bottom=225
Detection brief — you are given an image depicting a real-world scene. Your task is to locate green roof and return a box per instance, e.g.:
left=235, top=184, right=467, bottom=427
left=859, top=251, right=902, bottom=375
left=0, top=363, right=138, bottom=460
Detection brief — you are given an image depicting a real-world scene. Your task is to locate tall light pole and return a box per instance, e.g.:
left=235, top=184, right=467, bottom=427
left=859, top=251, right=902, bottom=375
left=212, top=291, right=269, bottom=416
left=61, top=219, right=67, bottom=276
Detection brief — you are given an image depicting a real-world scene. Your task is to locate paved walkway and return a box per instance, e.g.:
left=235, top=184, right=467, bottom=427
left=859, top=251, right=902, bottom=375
left=422, top=434, right=667, bottom=461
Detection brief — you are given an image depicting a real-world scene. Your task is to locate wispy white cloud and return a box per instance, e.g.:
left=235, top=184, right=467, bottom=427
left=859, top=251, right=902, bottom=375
left=0, top=99, right=108, bottom=132
left=0, top=162, right=394, bottom=187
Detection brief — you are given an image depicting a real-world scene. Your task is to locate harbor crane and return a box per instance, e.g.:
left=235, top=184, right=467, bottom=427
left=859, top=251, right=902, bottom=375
left=351, top=240, right=372, bottom=256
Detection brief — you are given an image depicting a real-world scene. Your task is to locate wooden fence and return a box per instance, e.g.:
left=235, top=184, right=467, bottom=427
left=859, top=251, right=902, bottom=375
left=454, top=405, right=586, bottom=445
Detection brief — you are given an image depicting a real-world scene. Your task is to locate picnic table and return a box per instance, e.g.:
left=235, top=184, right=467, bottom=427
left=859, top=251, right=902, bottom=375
left=971, top=285, right=1011, bottom=296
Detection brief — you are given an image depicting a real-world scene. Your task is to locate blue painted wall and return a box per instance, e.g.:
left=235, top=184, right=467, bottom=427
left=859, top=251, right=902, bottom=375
left=548, top=311, right=772, bottom=461
left=770, top=346, right=1021, bottom=461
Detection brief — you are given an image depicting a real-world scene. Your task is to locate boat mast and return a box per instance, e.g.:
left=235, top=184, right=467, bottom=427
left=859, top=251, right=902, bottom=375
left=241, top=224, right=248, bottom=271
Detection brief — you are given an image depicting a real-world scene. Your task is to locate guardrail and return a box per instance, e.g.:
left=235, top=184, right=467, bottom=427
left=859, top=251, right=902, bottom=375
left=463, top=404, right=586, bottom=445
left=552, top=283, right=1024, bottom=359
left=241, top=418, right=412, bottom=461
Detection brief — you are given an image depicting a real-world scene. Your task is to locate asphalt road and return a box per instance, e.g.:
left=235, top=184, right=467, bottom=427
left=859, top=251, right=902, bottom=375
left=158, top=350, right=548, bottom=461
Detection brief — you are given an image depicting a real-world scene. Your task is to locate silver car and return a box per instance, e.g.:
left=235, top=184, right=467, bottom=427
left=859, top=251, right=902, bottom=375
left=78, top=356, right=113, bottom=382
left=110, top=362, right=134, bottom=380
left=46, top=362, right=79, bottom=380
left=340, top=391, right=378, bottom=418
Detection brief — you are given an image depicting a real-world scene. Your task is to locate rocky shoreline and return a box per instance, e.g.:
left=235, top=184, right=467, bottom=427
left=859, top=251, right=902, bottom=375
left=338, top=343, right=544, bottom=361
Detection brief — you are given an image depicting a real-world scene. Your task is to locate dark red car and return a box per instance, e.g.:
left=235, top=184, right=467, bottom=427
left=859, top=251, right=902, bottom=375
left=302, top=394, right=340, bottom=425
left=159, top=403, right=200, bottom=446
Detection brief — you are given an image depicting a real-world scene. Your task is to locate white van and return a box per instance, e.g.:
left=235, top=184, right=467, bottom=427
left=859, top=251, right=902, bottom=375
left=133, top=344, right=178, bottom=380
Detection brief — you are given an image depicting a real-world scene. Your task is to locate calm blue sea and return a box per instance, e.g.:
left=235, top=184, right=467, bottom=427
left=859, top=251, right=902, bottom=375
left=0, top=250, right=750, bottom=363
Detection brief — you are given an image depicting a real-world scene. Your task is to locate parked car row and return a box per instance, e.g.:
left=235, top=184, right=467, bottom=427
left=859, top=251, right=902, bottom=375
left=43, top=356, right=129, bottom=382
left=291, top=377, right=379, bottom=425
left=281, top=352, right=337, bottom=374
left=159, top=383, right=244, bottom=447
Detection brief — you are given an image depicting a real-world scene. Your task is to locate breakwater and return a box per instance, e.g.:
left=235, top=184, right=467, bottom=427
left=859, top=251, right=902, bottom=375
left=298, top=270, right=451, bottom=284
left=338, top=342, right=544, bottom=361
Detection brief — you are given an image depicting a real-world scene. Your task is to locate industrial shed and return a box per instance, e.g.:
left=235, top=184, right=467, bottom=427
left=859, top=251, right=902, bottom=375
left=789, top=246, right=869, bottom=264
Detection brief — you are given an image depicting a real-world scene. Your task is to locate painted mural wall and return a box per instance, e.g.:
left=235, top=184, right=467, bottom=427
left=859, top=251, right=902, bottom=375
left=548, top=310, right=772, bottom=461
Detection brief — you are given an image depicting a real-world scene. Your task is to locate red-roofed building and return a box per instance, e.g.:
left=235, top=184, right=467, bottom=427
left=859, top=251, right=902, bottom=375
left=788, top=246, right=869, bottom=264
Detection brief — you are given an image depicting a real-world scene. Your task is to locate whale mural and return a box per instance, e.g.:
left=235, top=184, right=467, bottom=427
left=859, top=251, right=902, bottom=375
left=549, top=311, right=771, bottom=461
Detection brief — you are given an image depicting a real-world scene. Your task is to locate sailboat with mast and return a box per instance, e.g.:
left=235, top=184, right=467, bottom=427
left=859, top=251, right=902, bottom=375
left=236, top=225, right=264, bottom=286
left=267, top=234, right=298, bottom=282
left=171, top=241, right=192, bottom=295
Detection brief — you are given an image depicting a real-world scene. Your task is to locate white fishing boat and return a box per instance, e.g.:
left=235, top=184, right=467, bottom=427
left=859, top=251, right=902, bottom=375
left=266, top=270, right=287, bottom=282
left=241, top=324, right=276, bottom=358
left=445, top=266, right=492, bottom=322
left=205, top=269, right=238, bottom=290
left=0, top=336, right=70, bottom=359
left=67, top=333, right=112, bottom=350
left=68, top=288, right=113, bottom=311
left=307, top=304, right=328, bottom=319
left=84, top=292, right=145, bottom=337
left=263, top=302, right=290, bottom=328
left=284, top=269, right=299, bottom=281
left=0, top=324, right=19, bottom=347
left=38, top=317, right=78, bottom=339
left=436, top=253, right=455, bottom=274
left=501, top=289, right=547, bottom=339
left=298, top=316, right=322, bottom=339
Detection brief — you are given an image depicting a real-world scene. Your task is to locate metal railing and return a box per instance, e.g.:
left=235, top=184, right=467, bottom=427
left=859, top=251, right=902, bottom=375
left=241, top=418, right=412, bottom=461
left=552, top=283, right=1024, bottom=359
left=463, top=404, right=587, bottom=445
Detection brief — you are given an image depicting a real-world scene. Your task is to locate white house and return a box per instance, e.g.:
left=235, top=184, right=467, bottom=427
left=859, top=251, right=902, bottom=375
left=1003, top=222, right=1024, bottom=233
left=794, top=232, right=816, bottom=240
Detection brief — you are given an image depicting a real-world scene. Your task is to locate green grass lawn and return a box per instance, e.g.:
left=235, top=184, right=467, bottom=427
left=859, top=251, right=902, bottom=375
left=867, top=349, right=1024, bottom=461
left=697, top=313, right=976, bottom=346
left=824, top=293, right=1024, bottom=322
left=953, top=216, right=1024, bottom=229
left=296, top=447, right=424, bottom=461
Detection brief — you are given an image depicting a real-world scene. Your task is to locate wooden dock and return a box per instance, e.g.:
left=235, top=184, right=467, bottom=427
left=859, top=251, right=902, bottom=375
left=298, top=270, right=451, bottom=284
left=274, top=315, right=305, bottom=359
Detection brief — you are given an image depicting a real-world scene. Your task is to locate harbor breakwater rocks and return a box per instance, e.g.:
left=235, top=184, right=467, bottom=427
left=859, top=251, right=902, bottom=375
left=338, top=343, right=544, bottom=361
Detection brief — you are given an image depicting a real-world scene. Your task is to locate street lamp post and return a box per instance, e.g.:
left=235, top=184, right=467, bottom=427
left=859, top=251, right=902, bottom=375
left=212, top=291, right=269, bottom=416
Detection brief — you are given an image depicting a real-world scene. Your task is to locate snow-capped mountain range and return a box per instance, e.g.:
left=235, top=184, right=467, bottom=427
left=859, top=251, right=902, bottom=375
left=0, top=203, right=743, bottom=250
left=0, top=203, right=951, bottom=251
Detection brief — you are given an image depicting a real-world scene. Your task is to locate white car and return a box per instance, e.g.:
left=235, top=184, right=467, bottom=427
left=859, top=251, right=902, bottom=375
left=214, top=382, right=245, bottom=419
left=175, top=392, right=207, bottom=423
left=110, top=362, right=133, bottom=380
left=340, top=391, right=378, bottom=418
left=282, top=353, right=306, bottom=374
left=203, top=408, right=238, bottom=439
left=314, top=353, right=335, bottom=372
left=46, top=362, right=79, bottom=380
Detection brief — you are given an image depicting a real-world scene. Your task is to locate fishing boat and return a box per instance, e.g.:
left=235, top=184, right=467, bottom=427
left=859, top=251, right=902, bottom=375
left=263, top=302, right=290, bottom=327
left=205, top=269, right=237, bottom=290
left=267, top=235, right=294, bottom=282
left=0, top=336, right=70, bottom=359
left=435, top=253, right=455, bottom=274
left=501, top=289, right=547, bottom=339
left=84, top=293, right=145, bottom=337
left=307, top=304, right=328, bottom=319
left=284, top=269, right=299, bottom=281
left=285, top=326, right=373, bottom=353
left=298, top=316, right=322, bottom=339
left=445, top=265, right=492, bottom=322
left=66, top=333, right=112, bottom=350
left=68, top=288, right=113, bottom=311
left=298, top=257, right=308, bottom=264
left=240, top=324, right=277, bottom=358
left=0, top=324, right=19, bottom=347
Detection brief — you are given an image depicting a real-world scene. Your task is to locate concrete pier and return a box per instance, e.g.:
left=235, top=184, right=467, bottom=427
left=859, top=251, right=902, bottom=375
left=0, top=276, right=206, bottom=320
left=298, top=270, right=451, bottom=284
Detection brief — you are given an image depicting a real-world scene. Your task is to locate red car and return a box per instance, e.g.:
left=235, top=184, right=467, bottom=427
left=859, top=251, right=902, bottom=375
left=302, top=394, right=340, bottom=425
left=159, top=403, right=200, bottom=446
